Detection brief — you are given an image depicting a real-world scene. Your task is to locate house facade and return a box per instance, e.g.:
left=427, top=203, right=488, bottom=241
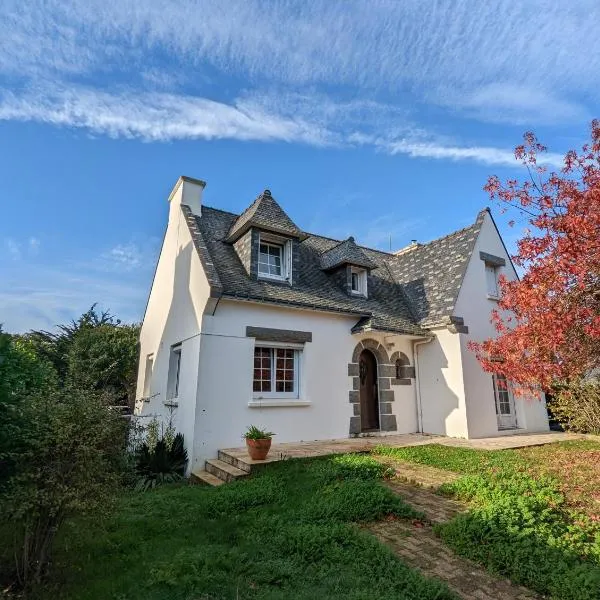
left=135, top=176, right=549, bottom=473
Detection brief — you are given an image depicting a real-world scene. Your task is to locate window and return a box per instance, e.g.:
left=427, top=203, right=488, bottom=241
left=493, top=373, right=511, bottom=414
left=258, top=234, right=292, bottom=281
left=167, top=344, right=182, bottom=399
left=259, top=242, right=283, bottom=277
left=350, top=267, right=367, bottom=296
left=485, top=264, right=499, bottom=298
left=253, top=346, right=300, bottom=398
left=493, top=373, right=517, bottom=429
left=142, top=354, right=154, bottom=398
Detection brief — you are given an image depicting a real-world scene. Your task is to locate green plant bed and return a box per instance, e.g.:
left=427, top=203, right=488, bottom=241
left=42, top=454, right=457, bottom=600
left=374, top=443, right=600, bottom=600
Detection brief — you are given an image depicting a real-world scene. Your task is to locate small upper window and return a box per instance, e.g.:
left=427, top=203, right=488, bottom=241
left=259, top=242, right=283, bottom=278
left=350, top=268, right=367, bottom=297
left=167, top=344, right=182, bottom=399
left=485, top=264, right=499, bottom=298
left=258, top=234, right=292, bottom=282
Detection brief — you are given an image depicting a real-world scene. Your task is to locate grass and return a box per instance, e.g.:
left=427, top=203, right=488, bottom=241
left=39, top=454, right=457, bottom=600
left=375, top=441, right=600, bottom=600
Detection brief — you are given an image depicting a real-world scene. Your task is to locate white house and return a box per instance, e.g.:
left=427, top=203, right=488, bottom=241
left=135, top=176, right=549, bottom=475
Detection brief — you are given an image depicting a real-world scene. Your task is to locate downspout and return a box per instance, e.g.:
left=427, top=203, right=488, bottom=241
left=412, top=336, right=434, bottom=433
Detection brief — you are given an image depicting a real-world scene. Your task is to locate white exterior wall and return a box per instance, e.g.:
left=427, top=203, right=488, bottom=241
left=417, top=327, right=469, bottom=437
left=454, top=212, right=549, bottom=437
left=135, top=179, right=211, bottom=464
left=191, top=300, right=419, bottom=469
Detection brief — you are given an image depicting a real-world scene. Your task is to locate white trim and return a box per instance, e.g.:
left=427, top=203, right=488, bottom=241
left=350, top=267, right=368, bottom=297
left=248, top=400, right=311, bottom=408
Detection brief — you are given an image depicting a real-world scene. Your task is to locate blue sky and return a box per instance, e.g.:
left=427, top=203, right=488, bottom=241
left=0, top=1, right=597, bottom=332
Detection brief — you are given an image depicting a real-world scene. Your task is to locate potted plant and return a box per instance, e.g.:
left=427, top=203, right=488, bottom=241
left=243, top=425, right=275, bottom=460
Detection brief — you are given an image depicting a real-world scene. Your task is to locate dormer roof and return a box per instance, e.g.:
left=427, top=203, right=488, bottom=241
left=226, top=189, right=305, bottom=243
left=320, top=236, right=378, bottom=271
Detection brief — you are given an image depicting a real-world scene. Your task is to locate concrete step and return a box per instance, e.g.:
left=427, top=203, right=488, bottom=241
left=190, top=469, right=225, bottom=487
left=205, top=458, right=248, bottom=483
left=218, top=450, right=253, bottom=473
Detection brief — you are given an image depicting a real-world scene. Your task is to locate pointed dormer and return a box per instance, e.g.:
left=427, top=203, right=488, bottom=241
left=229, top=190, right=304, bottom=286
left=226, top=189, right=304, bottom=243
left=320, top=237, right=377, bottom=298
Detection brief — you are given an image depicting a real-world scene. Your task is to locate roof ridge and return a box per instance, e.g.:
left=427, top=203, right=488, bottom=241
left=202, top=203, right=487, bottom=258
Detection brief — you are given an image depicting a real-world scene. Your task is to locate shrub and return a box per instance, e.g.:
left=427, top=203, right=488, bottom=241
left=135, top=433, right=188, bottom=491
left=0, top=385, right=126, bottom=588
left=549, top=381, right=600, bottom=434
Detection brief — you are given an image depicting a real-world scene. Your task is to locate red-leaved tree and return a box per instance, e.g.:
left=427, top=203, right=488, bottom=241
left=470, top=120, right=600, bottom=394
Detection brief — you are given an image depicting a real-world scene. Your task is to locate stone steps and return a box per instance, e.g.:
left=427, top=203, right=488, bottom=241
left=218, top=449, right=253, bottom=473
left=205, top=458, right=248, bottom=483
left=190, top=469, right=225, bottom=487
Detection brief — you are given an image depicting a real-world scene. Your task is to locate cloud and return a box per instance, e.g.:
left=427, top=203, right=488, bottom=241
left=29, top=237, right=40, bottom=254
left=4, top=238, right=21, bottom=259
left=435, top=83, right=589, bottom=126
left=0, top=85, right=330, bottom=145
left=1, top=1, right=598, bottom=125
left=0, top=84, right=566, bottom=168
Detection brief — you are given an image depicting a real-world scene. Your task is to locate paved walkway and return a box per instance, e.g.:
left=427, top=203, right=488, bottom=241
left=221, top=431, right=582, bottom=470
left=368, top=520, right=541, bottom=600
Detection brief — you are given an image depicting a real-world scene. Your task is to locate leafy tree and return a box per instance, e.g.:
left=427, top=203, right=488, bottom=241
left=28, top=305, right=140, bottom=408
left=470, top=120, right=600, bottom=394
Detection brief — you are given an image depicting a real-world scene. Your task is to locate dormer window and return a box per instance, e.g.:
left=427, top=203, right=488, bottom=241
left=350, top=267, right=367, bottom=297
left=258, top=233, right=292, bottom=282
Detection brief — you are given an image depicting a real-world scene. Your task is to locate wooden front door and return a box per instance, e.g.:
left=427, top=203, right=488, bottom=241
left=359, top=349, right=379, bottom=431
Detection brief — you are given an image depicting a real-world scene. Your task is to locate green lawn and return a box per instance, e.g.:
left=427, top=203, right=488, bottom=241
left=374, top=441, right=600, bottom=600
left=41, top=454, right=457, bottom=600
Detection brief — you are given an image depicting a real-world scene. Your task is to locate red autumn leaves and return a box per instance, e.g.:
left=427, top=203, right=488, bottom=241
left=470, top=120, right=600, bottom=394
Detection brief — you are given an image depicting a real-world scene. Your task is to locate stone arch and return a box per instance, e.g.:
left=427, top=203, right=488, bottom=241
left=351, top=338, right=389, bottom=365
left=348, top=338, right=396, bottom=435
left=390, top=351, right=415, bottom=383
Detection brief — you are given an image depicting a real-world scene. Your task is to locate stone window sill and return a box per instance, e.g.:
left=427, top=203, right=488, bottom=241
left=487, top=294, right=500, bottom=302
left=248, top=399, right=311, bottom=408
left=163, top=400, right=179, bottom=408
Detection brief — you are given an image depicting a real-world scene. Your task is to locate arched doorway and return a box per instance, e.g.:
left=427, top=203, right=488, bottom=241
left=359, top=349, right=379, bottom=431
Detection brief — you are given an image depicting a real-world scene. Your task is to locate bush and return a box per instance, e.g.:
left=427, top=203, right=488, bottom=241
left=0, top=385, right=126, bottom=588
left=135, top=433, right=188, bottom=491
left=549, top=381, right=600, bottom=434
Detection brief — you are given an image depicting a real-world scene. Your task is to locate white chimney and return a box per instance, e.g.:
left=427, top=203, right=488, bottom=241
left=168, top=175, right=206, bottom=216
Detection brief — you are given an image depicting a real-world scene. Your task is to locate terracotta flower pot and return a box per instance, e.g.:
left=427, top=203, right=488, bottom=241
left=246, top=438, right=272, bottom=460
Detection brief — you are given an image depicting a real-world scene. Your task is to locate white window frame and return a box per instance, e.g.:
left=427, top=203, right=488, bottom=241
left=485, top=263, right=500, bottom=299
left=350, top=267, right=368, bottom=297
left=167, top=344, right=182, bottom=400
left=142, top=353, right=154, bottom=398
left=493, top=372, right=517, bottom=429
left=252, top=342, right=302, bottom=399
left=258, top=233, right=292, bottom=282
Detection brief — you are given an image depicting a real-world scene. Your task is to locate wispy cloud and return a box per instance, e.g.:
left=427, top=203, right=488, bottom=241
left=3, top=2, right=599, bottom=122
left=0, top=235, right=160, bottom=332
left=0, top=84, right=566, bottom=168
left=3, top=236, right=42, bottom=260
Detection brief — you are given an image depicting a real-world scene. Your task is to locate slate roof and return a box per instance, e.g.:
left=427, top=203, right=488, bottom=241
left=387, top=210, right=487, bottom=327
left=226, top=190, right=305, bottom=242
left=320, top=237, right=378, bottom=271
left=185, top=199, right=488, bottom=335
